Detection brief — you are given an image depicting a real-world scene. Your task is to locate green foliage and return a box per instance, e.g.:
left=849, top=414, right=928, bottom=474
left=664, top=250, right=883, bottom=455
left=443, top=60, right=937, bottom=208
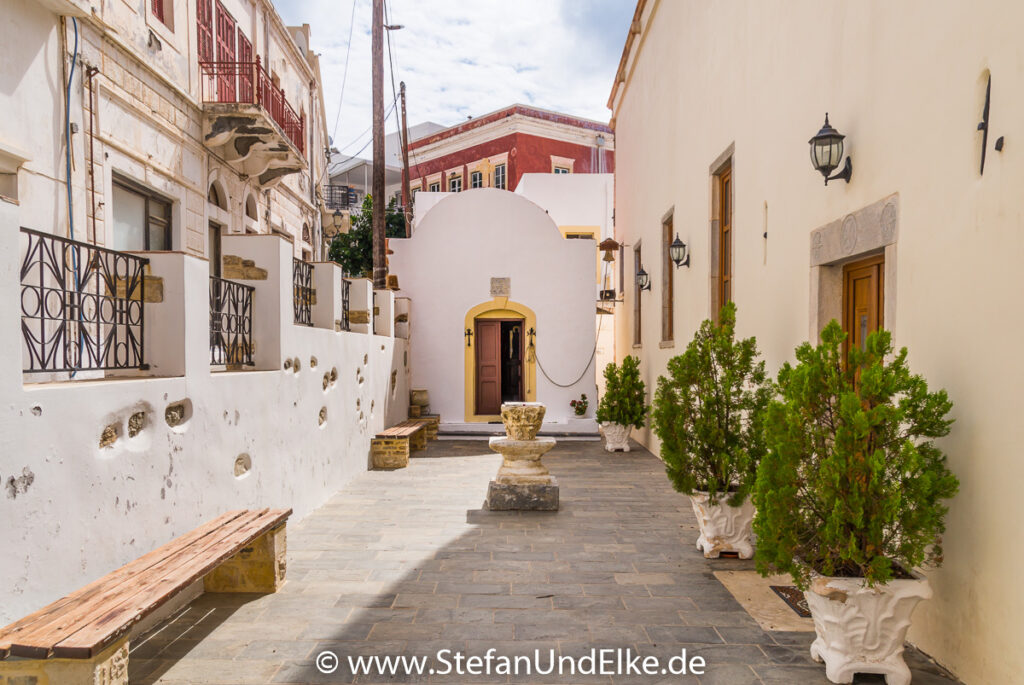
left=327, top=194, right=406, bottom=277
left=753, top=320, right=959, bottom=588
left=652, top=303, right=771, bottom=506
left=596, top=356, right=647, bottom=429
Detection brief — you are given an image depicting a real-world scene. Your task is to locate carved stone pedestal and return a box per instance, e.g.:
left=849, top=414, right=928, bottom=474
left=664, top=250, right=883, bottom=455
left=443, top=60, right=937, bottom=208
left=485, top=403, right=559, bottom=511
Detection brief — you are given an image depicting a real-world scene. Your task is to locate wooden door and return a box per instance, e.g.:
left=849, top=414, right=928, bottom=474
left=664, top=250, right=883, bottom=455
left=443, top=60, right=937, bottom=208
left=475, top=320, right=502, bottom=415
left=843, top=255, right=884, bottom=355
left=215, top=1, right=236, bottom=101
left=197, top=0, right=214, bottom=62
left=718, top=166, right=733, bottom=309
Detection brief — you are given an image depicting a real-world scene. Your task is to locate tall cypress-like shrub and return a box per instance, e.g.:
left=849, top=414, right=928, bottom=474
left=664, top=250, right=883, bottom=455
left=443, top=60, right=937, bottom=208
left=753, top=321, right=959, bottom=587
left=652, top=303, right=771, bottom=506
left=596, top=356, right=647, bottom=429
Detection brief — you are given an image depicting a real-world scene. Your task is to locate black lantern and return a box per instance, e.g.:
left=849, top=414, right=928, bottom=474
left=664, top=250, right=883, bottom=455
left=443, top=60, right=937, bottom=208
left=669, top=233, right=689, bottom=268
left=331, top=208, right=343, bottom=230
left=809, top=113, right=852, bottom=185
left=636, top=266, right=651, bottom=291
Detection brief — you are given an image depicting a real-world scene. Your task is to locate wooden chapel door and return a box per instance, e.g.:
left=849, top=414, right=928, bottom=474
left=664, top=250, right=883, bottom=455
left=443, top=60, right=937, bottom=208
left=475, top=320, right=502, bottom=415
left=843, top=254, right=885, bottom=355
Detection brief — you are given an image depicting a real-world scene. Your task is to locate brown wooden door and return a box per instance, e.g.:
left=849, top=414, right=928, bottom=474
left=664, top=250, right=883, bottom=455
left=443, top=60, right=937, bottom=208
left=843, top=255, right=884, bottom=355
left=475, top=320, right=502, bottom=415
left=215, top=1, right=236, bottom=101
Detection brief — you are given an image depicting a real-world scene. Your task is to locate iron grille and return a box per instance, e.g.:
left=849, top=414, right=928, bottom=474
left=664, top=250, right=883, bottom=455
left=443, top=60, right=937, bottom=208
left=293, top=258, right=313, bottom=326
left=341, top=278, right=351, bottom=331
left=210, top=276, right=255, bottom=366
left=324, top=184, right=358, bottom=210
left=20, top=227, right=149, bottom=373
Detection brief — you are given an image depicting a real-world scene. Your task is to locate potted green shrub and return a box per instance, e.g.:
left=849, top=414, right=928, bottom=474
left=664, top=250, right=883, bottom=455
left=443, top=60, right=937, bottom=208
left=652, top=302, right=771, bottom=559
left=754, top=321, right=959, bottom=685
left=595, top=356, right=647, bottom=452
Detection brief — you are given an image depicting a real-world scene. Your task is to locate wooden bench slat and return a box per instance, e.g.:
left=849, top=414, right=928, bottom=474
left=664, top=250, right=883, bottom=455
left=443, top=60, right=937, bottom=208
left=377, top=420, right=426, bottom=438
left=0, top=509, right=248, bottom=656
left=50, top=508, right=290, bottom=659
left=5, top=509, right=282, bottom=659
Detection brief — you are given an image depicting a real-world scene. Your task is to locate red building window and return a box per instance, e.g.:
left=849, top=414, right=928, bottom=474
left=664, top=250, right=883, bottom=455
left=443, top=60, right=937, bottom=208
left=214, top=1, right=236, bottom=100
left=237, top=29, right=253, bottom=102
left=152, top=0, right=165, bottom=24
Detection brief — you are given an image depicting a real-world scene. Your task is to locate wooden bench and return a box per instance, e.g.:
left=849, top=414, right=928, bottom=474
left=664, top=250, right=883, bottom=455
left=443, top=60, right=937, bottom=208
left=0, top=508, right=290, bottom=684
left=371, top=420, right=428, bottom=469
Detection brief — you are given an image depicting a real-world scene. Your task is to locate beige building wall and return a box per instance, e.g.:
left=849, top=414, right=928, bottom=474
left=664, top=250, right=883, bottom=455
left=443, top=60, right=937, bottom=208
left=610, top=1, right=1023, bottom=683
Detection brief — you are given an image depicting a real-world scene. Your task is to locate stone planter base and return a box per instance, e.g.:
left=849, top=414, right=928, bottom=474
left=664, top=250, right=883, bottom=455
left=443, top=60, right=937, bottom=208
left=486, top=481, right=559, bottom=510
left=806, top=574, right=932, bottom=685
left=690, top=492, right=755, bottom=559
left=600, top=422, right=631, bottom=452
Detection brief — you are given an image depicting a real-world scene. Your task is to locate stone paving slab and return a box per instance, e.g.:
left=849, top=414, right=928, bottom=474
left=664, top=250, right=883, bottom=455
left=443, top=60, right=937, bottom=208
left=129, top=439, right=960, bottom=684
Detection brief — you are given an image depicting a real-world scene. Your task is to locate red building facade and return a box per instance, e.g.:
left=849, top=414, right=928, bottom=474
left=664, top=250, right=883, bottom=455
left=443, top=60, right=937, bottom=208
left=406, top=105, right=614, bottom=199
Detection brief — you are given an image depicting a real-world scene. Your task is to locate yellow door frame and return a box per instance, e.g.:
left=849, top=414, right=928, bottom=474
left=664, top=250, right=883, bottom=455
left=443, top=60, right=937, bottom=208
left=464, top=297, right=537, bottom=423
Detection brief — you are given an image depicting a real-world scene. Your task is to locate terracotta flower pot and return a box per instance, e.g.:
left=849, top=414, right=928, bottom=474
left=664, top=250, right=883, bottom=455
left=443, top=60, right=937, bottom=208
left=689, top=492, right=755, bottom=559
left=805, top=572, right=932, bottom=685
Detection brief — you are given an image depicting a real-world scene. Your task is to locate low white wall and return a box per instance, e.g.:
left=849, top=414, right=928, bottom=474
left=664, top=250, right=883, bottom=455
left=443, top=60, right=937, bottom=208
left=0, top=204, right=409, bottom=624
left=390, top=188, right=596, bottom=428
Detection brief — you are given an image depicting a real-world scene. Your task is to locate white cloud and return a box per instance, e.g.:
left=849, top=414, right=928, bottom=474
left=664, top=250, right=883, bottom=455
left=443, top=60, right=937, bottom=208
left=275, top=0, right=634, bottom=154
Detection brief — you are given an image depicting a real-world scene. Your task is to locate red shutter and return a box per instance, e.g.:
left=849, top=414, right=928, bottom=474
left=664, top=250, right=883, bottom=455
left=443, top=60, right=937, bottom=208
left=215, top=1, right=236, bottom=101
left=152, top=0, right=165, bottom=24
left=196, top=0, right=214, bottom=62
left=237, top=30, right=253, bottom=102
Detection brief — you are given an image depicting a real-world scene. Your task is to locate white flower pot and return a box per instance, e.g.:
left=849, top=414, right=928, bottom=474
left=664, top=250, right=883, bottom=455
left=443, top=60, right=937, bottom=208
left=805, top=573, right=932, bottom=685
left=600, top=422, right=631, bottom=452
left=689, top=492, right=755, bottom=559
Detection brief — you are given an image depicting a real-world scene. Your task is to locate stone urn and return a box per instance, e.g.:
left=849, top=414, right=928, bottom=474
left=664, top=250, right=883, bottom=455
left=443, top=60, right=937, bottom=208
left=805, top=573, right=932, bottom=685
left=689, top=492, right=755, bottom=559
left=486, top=402, right=559, bottom=511
left=500, top=401, right=546, bottom=440
left=600, top=422, right=631, bottom=452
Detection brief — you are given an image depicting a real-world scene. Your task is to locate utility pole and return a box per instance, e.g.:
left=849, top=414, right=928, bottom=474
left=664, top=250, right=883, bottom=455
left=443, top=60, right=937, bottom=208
left=371, top=0, right=386, bottom=288
left=400, top=81, right=412, bottom=238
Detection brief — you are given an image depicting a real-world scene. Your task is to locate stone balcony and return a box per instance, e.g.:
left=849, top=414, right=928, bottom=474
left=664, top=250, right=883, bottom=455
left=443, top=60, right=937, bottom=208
left=199, top=58, right=306, bottom=187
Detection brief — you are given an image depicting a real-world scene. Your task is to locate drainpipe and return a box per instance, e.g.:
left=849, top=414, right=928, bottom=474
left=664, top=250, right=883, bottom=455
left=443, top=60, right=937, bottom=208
left=86, top=65, right=100, bottom=243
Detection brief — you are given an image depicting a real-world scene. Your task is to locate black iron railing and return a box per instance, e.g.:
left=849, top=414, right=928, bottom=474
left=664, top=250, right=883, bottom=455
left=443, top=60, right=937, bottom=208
left=341, top=278, right=351, bottom=331
left=325, top=184, right=358, bottom=210
left=20, top=227, right=149, bottom=373
left=210, top=276, right=255, bottom=367
left=293, top=258, right=313, bottom=326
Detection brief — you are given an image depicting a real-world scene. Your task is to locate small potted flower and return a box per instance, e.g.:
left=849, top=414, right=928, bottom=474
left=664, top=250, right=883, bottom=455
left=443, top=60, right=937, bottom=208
left=754, top=321, right=959, bottom=685
left=652, top=302, right=770, bottom=559
left=595, top=356, right=647, bottom=452
left=569, top=394, right=589, bottom=417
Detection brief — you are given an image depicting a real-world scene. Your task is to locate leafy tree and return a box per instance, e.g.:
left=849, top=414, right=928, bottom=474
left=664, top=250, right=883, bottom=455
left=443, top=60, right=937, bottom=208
left=753, top=320, right=959, bottom=588
left=327, top=195, right=406, bottom=277
left=596, top=356, right=647, bottom=429
left=652, top=302, right=771, bottom=506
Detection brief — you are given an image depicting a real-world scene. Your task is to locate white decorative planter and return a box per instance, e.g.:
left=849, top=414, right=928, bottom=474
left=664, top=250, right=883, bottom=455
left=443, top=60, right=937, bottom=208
left=805, top=573, right=932, bottom=685
left=600, top=423, right=631, bottom=452
left=689, top=492, right=755, bottom=559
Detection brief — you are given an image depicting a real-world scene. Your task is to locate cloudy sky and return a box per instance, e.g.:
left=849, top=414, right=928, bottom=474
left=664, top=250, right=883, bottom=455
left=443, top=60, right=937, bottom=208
left=275, top=0, right=635, bottom=155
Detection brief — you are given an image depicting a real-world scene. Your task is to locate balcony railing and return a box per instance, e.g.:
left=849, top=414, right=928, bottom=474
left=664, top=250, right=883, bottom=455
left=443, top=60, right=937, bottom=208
left=210, top=276, right=255, bottom=367
left=341, top=279, right=351, bottom=331
left=325, top=184, right=359, bottom=210
left=293, top=259, right=313, bottom=326
left=199, top=57, right=305, bottom=153
left=20, top=227, right=148, bottom=373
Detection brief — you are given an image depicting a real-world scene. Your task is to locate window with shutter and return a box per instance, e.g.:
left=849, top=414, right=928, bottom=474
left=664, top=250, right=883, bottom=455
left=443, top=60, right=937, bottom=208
left=197, top=0, right=214, bottom=62
left=237, top=29, right=253, bottom=102
left=215, top=1, right=236, bottom=101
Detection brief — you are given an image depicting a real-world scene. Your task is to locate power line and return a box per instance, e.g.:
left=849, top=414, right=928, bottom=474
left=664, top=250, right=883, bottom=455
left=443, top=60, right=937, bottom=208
left=330, top=0, right=359, bottom=145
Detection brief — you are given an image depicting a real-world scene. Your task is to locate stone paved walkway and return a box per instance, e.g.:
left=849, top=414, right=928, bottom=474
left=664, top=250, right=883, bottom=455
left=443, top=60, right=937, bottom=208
left=129, top=440, right=960, bottom=684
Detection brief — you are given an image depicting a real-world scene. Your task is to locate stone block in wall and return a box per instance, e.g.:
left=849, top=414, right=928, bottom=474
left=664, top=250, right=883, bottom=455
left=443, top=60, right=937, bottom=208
left=222, top=255, right=268, bottom=280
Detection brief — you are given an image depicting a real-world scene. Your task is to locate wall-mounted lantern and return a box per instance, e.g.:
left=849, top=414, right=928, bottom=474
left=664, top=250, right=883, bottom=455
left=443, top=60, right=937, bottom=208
left=809, top=113, right=852, bottom=185
left=464, top=328, right=473, bottom=347
left=636, top=266, right=651, bottom=291
left=669, top=233, right=690, bottom=268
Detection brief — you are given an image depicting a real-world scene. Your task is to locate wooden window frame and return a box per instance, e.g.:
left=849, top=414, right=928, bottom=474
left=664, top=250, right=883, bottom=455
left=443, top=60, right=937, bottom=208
left=661, top=211, right=674, bottom=343
left=428, top=182, right=440, bottom=192
left=494, top=163, right=507, bottom=190
left=470, top=171, right=483, bottom=188
left=448, top=174, right=462, bottom=193
left=196, top=0, right=214, bottom=62
left=710, top=158, right=733, bottom=319
left=842, top=254, right=885, bottom=359
left=633, top=243, right=643, bottom=347
left=113, top=177, right=172, bottom=251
